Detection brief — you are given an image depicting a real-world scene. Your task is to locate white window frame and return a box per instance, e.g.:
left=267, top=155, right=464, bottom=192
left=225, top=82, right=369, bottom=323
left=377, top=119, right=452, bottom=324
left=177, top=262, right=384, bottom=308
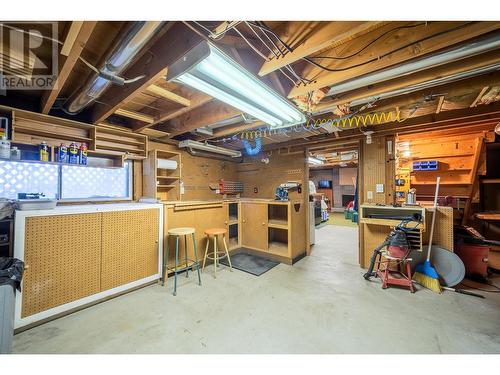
left=0, top=159, right=133, bottom=202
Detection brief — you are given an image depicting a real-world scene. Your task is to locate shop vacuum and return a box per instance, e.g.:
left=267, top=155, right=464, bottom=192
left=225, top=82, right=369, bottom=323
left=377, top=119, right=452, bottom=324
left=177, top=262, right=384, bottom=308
left=363, top=215, right=422, bottom=280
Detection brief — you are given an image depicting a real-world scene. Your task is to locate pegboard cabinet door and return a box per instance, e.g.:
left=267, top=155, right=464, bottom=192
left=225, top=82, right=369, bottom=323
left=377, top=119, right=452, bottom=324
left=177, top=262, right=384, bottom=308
left=22, top=213, right=102, bottom=318
left=101, top=209, right=160, bottom=291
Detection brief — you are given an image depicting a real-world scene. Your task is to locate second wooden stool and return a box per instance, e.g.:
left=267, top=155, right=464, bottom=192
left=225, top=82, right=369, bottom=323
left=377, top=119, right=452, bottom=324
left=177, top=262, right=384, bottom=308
left=202, top=228, right=233, bottom=278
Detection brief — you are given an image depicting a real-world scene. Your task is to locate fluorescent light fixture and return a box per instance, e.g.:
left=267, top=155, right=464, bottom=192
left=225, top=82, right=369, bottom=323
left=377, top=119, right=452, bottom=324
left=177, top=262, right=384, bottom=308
left=167, top=41, right=306, bottom=129
left=178, top=140, right=242, bottom=158
left=308, top=156, right=324, bottom=165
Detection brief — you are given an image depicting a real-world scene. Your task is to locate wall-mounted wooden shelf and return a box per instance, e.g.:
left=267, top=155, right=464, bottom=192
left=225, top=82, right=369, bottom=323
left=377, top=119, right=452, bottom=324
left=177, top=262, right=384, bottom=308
left=1, top=105, right=149, bottom=169
left=143, top=149, right=182, bottom=201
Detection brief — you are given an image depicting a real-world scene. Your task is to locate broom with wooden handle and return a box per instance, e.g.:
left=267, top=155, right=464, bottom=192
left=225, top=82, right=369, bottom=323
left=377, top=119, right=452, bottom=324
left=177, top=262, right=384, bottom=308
left=413, top=176, right=442, bottom=293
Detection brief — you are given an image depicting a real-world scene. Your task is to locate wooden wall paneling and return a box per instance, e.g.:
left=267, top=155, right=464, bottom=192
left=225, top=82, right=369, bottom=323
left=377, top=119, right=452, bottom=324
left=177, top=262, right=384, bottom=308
left=101, top=209, right=159, bottom=291
left=148, top=141, right=239, bottom=201
left=22, top=213, right=102, bottom=317
left=164, top=205, right=227, bottom=271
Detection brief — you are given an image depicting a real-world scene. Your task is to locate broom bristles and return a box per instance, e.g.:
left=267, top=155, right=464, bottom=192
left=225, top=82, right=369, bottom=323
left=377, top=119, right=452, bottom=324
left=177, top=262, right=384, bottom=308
left=413, top=272, right=442, bottom=293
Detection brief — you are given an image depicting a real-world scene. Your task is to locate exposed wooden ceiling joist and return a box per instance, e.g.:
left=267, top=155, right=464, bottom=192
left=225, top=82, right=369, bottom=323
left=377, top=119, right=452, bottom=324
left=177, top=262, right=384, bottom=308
left=132, top=91, right=213, bottom=132
left=161, top=101, right=242, bottom=138
left=89, top=22, right=201, bottom=124
left=470, top=86, right=490, bottom=107
left=146, top=85, right=191, bottom=107
left=314, top=49, right=500, bottom=112
left=115, top=108, right=154, bottom=123
left=258, top=21, right=384, bottom=76
left=287, top=22, right=500, bottom=98
left=40, top=21, right=97, bottom=114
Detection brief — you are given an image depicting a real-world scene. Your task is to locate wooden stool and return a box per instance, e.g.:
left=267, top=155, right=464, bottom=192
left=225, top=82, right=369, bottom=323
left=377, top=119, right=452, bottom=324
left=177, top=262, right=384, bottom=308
left=202, top=228, right=232, bottom=278
left=376, top=251, right=415, bottom=293
left=162, top=227, right=201, bottom=296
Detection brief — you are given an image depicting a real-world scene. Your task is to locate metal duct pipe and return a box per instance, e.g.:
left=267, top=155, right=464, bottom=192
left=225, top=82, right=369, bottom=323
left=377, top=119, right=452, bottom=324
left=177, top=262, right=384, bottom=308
left=326, top=33, right=500, bottom=97
left=65, top=21, right=164, bottom=114
left=315, top=61, right=500, bottom=115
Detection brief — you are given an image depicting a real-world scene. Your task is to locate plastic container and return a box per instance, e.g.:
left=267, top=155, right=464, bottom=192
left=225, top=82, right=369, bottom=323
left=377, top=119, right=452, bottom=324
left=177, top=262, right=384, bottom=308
left=10, top=147, right=21, bottom=160
left=0, top=137, right=10, bottom=159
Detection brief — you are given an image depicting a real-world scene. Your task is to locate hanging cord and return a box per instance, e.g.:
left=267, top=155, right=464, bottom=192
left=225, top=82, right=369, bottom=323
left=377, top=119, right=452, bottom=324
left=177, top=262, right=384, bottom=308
left=185, top=21, right=310, bottom=86
left=310, top=22, right=428, bottom=60
left=248, top=21, right=475, bottom=73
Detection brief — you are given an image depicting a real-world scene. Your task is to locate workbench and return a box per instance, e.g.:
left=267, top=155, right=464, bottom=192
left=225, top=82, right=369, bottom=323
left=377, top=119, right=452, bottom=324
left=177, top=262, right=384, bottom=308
left=162, top=198, right=307, bottom=266
left=359, top=204, right=454, bottom=268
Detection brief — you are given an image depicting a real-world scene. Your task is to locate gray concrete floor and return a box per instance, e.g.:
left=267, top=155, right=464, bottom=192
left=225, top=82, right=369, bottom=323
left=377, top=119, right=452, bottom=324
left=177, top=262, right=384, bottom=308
left=13, top=225, right=500, bottom=354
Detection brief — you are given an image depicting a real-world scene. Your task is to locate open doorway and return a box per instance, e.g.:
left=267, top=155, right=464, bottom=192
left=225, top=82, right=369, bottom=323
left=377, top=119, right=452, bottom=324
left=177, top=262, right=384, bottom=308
left=308, top=143, right=360, bottom=237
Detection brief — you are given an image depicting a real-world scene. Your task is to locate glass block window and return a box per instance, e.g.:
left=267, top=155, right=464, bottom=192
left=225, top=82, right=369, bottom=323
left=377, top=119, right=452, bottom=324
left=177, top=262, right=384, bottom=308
left=0, top=160, right=59, bottom=199
left=61, top=163, right=131, bottom=200
left=0, top=160, right=131, bottom=201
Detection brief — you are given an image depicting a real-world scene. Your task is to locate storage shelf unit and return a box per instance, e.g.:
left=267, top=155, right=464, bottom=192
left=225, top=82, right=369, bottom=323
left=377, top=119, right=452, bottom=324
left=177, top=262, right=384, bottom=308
left=227, top=202, right=240, bottom=250
left=238, top=200, right=306, bottom=263
left=2, top=106, right=148, bottom=168
left=143, top=149, right=182, bottom=201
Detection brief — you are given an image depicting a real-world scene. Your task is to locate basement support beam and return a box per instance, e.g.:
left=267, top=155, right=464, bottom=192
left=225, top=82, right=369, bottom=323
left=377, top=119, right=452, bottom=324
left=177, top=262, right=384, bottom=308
left=146, top=85, right=191, bottom=107
left=258, top=21, right=383, bottom=76
left=89, top=22, right=201, bottom=124
left=40, top=21, right=97, bottom=114
left=470, top=86, right=489, bottom=107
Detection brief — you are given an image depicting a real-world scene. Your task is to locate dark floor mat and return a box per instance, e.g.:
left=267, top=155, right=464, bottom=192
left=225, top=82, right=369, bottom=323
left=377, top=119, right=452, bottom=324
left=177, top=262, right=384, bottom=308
left=220, top=251, right=279, bottom=276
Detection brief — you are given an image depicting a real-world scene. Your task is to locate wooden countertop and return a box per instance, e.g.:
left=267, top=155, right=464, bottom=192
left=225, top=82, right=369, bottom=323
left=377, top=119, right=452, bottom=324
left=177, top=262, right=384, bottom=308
left=475, top=212, right=500, bottom=221
left=162, top=198, right=300, bottom=207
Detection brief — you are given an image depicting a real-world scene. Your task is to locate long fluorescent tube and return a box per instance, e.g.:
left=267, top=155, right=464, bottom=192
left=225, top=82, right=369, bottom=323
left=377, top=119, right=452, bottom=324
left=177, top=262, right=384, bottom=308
left=167, top=41, right=305, bottom=129
left=178, top=140, right=242, bottom=158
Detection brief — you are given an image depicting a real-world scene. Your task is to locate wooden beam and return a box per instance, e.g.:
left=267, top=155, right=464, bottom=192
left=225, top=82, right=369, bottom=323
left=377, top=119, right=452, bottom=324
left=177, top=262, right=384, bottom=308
left=435, top=96, right=445, bottom=114
left=40, top=21, right=97, bottom=114
left=288, top=22, right=500, bottom=98
left=163, top=101, right=242, bottom=137
left=258, top=21, right=383, bottom=76
left=213, top=21, right=240, bottom=36
left=146, top=85, right=190, bottom=107
left=90, top=22, right=201, bottom=124
left=470, top=86, right=489, bottom=107
left=132, top=91, right=212, bottom=132
left=60, top=21, right=84, bottom=56
left=115, top=108, right=155, bottom=124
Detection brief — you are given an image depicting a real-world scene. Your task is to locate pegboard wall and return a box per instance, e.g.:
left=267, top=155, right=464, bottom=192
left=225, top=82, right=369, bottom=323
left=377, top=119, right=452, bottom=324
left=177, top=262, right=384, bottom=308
left=422, top=206, right=454, bottom=251
left=22, top=214, right=102, bottom=318
left=101, top=209, right=159, bottom=291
